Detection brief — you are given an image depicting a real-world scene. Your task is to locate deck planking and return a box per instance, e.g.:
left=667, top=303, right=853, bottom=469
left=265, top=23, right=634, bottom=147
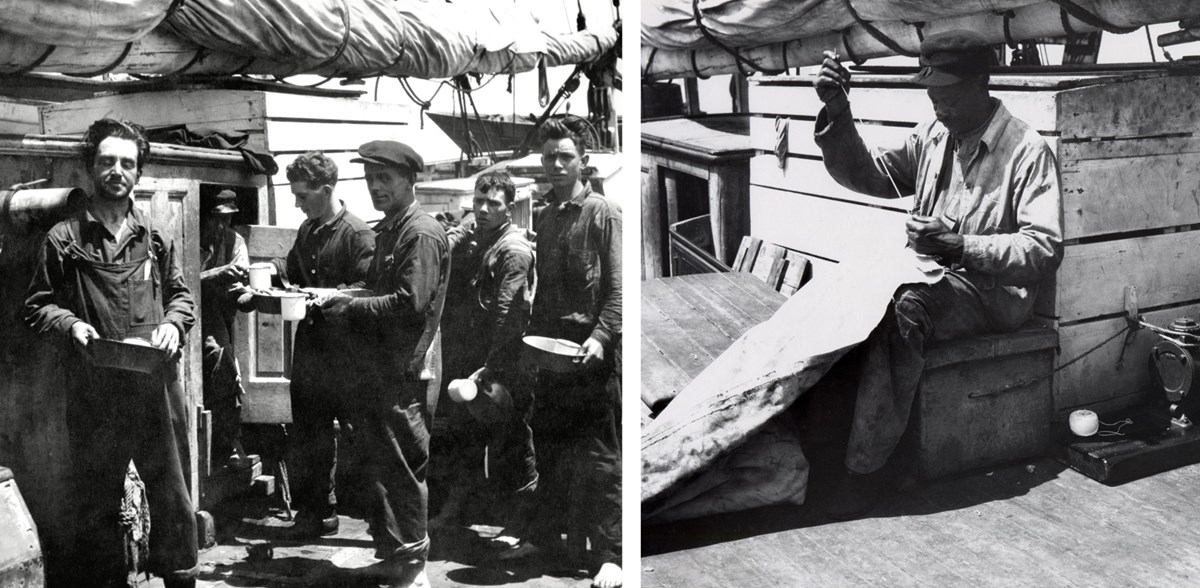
left=644, top=459, right=1200, bottom=587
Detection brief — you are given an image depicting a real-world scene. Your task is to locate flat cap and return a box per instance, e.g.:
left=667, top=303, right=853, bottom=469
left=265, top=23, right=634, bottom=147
left=204, top=189, right=239, bottom=215
left=912, top=30, right=993, bottom=87
left=350, top=140, right=424, bottom=171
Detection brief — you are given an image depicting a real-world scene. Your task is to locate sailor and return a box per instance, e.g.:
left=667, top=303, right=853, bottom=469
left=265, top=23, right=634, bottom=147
left=498, top=119, right=623, bottom=588
left=430, top=170, right=538, bottom=541
left=321, top=140, right=449, bottom=588
left=25, top=118, right=199, bottom=588
left=813, top=30, right=1064, bottom=519
left=272, top=151, right=375, bottom=538
left=199, top=189, right=250, bottom=466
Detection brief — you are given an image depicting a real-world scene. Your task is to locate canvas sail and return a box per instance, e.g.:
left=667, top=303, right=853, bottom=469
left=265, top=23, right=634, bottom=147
left=641, top=0, right=1200, bottom=80
left=0, top=0, right=618, bottom=79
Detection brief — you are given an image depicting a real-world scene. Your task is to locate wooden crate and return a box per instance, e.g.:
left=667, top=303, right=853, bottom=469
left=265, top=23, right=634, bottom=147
left=915, top=327, right=1058, bottom=480
left=748, top=70, right=1200, bottom=418
left=38, top=89, right=463, bottom=229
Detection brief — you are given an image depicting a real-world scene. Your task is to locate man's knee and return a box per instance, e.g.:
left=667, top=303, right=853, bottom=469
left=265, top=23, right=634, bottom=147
left=893, top=286, right=936, bottom=342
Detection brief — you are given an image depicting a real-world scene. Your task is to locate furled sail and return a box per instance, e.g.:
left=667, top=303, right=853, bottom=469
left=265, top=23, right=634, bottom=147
left=641, top=0, right=1200, bottom=80
left=0, top=0, right=618, bottom=79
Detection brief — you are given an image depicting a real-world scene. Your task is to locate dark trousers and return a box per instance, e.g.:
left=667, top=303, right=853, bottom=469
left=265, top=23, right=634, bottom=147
left=67, top=365, right=198, bottom=584
left=358, top=379, right=431, bottom=561
left=846, top=273, right=994, bottom=473
left=288, top=380, right=340, bottom=521
left=527, top=362, right=622, bottom=570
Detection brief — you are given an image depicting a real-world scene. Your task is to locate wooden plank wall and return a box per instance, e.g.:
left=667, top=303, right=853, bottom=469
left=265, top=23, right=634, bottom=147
left=38, top=90, right=466, bottom=229
left=747, top=72, right=1200, bottom=418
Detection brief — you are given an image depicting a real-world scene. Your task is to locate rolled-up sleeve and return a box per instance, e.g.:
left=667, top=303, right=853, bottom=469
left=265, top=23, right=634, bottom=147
left=960, top=142, right=1064, bottom=286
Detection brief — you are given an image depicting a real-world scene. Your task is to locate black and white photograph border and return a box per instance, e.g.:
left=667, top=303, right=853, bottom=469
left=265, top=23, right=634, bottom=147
left=0, top=1, right=636, bottom=587
left=639, top=1, right=1200, bottom=586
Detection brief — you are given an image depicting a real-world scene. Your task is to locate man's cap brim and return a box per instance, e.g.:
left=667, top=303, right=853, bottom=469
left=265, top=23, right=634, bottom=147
left=350, top=155, right=416, bottom=169
left=911, top=67, right=966, bottom=87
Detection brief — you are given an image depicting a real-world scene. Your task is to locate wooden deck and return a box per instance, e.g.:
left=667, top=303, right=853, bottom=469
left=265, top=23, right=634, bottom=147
left=140, top=495, right=594, bottom=588
left=643, top=456, right=1200, bottom=587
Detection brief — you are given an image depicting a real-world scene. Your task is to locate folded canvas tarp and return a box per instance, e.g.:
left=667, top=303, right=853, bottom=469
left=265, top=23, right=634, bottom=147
left=643, top=240, right=944, bottom=520
left=0, top=0, right=618, bottom=79
left=641, top=0, right=1200, bottom=80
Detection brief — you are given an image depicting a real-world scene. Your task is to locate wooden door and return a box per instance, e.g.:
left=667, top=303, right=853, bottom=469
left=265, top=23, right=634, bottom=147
left=132, top=176, right=203, bottom=499
left=235, top=224, right=298, bottom=423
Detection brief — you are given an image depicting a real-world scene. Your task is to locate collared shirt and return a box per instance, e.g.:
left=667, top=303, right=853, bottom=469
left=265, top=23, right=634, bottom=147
left=26, top=202, right=195, bottom=339
left=282, top=205, right=374, bottom=289
left=348, top=200, right=450, bottom=378
left=530, top=182, right=622, bottom=348
left=444, top=221, right=535, bottom=372
left=200, top=227, right=249, bottom=350
left=814, top=98, right=1063, bottom=329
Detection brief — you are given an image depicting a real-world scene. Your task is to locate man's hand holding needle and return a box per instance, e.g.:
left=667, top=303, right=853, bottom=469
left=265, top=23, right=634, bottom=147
left=907, top=215, right=963, bottom=263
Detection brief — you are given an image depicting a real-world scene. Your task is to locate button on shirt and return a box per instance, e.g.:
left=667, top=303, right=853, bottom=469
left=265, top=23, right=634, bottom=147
left=814, top=97, right=1063, bottom=329
left=531, top=183, right=622, bottom=348
left=26, top=204, right=195, bottom=339
left=282, top=206, right=374, bottom=289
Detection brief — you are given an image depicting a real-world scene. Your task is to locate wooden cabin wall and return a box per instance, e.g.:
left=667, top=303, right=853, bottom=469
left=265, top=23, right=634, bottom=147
left=0, top=141, right=264, bottom=577
left=39, top=90, right=465, bottom=230
left=748, top=72, right=1200, bottom=419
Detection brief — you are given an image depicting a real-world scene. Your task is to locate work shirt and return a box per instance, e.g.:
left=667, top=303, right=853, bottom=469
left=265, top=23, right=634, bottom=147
left=200, top=227, right=249, bottom=350
left=279, top=206, right=374, bottom=390
left=814, top=97, right=1063, bottom=330
left=26, top=203, right=195, bottom=340
left=531, top=183, right=622, bottom=348
left=444, top=221, right=535, bottom=374
left=278, top=205, right=374, bottom=289
left=348, top=200, right=449, bottom=380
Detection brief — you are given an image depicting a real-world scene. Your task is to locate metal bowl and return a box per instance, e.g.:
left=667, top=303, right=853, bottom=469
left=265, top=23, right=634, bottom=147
left=90, top=337, right=168, bottom=374
left=522, top=336, right=583, bottom=373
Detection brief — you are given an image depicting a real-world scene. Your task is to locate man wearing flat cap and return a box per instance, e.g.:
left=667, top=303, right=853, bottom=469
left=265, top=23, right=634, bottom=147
left=812, top=29, right=1063, bottom=519
left=322, top=139, right=449, bottom=588
left=199, top=189, right=250, bottom=465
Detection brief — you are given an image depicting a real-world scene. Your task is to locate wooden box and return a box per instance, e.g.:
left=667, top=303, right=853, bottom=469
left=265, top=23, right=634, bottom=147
left=749, top=70, right=1200, bottom=418
left=915, top=327, right=1058, bottom=479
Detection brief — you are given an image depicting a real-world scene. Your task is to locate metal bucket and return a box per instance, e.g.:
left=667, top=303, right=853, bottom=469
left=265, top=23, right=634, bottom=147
left=0, top=187, right=88, bottom=233
left=0, top=467, right=44, bottom=588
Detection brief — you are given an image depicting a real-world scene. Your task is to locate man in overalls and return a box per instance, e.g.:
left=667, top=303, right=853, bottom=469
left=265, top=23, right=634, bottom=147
left=431, top=170, right=537, bottom=540
left=322, top=140, right=449, bottom=588
left=199, top=189, right=249, bottom=466
left=25, top=118, right=198, bottom=587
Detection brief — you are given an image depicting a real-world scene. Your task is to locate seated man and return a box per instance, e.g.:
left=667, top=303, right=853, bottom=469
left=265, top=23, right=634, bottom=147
left=812, top=30, right=1063, bottom=519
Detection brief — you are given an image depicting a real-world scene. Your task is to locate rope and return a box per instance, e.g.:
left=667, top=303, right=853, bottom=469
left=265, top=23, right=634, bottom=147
left=841, top=29, right=864, bottom=66
left=691, top=0, right=784, bottom=75
left=842, top=0, right=918, bottom=58
left=643, top=47, right=659, bottom=79
left=68, top=42, right=132, bottom=78
left=0, top=44, right=55, bottom=78
left=1046, top=0, right=1138, bottom=34
left=968, top=323, right=1131, bottom=398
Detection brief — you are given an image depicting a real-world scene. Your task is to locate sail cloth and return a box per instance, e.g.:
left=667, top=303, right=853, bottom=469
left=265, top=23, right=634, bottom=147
left=642, top=0, right=1041, bottom=50
left=0, top=0, right=617, bottom=79
left=642, top=240, right=944, bottom=519
left=0, top=0, right=174, bottom=46
left=641, top=0, right=1200, bottom=80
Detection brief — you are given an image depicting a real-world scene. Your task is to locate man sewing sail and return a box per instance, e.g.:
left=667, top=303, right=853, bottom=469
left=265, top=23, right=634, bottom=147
left=812, top=30, right=1064, bottom=519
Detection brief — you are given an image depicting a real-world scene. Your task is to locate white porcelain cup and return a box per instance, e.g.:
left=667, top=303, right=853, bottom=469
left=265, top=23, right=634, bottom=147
left=248, top=263, right=273, bottom=290
left=279, top=293, right=307, bottom=321
left=448, top=378, right=478, bottom=403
